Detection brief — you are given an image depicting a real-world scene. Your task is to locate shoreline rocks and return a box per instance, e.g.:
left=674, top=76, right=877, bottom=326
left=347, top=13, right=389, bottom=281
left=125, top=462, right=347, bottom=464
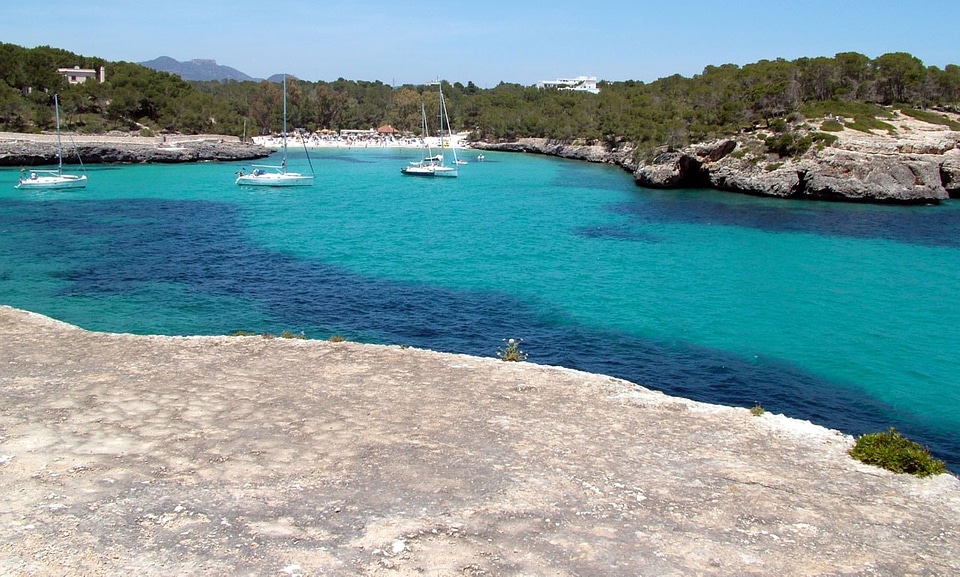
left=637, top=137, right=959, bottom=204
left=474, top=112, right=960, bottom=205
left=0, top=132, right=271, bottom=166
left=473, top=138, right=639, bottom=171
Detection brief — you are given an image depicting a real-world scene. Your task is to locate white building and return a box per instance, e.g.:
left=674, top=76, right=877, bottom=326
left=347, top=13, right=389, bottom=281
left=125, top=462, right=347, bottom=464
left=537, top=76, right=599, bottom=94
left=58, top=66, right=106, bottom=85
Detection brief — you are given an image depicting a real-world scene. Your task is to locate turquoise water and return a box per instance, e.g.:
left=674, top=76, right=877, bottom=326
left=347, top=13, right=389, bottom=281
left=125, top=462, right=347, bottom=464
left=2, top=148, right=959, bottom=468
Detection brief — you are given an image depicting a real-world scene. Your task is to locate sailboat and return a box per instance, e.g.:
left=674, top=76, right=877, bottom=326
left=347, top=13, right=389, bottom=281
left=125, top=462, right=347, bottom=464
left=236, top=75, right=314, bottom=187
left=401, top=102, right=443, bottom=176
left=16, top=94, right=87, bottom=189
left=401, top=80, right=459, bottom=177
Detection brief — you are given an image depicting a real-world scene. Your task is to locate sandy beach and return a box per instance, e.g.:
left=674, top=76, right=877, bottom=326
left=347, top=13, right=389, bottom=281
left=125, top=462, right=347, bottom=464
left=252, top=132, right=474, bottom=151
left=1, top=305, right=958, bottom=576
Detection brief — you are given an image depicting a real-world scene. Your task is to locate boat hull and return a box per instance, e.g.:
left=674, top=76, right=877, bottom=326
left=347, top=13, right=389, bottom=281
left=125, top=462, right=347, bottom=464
left=235, top=173, right=314, bottom=187
left=432, top=166, right=458, bottom=177
left=400, top=165, right=458, bottom=177
left=400, top=166, right=434, bottom=176
left=16, top=174, right=87, bottom=189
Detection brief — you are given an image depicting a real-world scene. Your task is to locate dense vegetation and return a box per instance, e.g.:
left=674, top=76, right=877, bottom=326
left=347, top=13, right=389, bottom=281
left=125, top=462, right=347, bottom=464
left=2, top=42, right=959, bottom=156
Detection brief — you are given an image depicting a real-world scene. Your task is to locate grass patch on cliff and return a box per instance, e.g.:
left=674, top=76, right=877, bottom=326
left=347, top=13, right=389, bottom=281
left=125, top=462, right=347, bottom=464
left=849, top=428, right=946, bottom=477
left=800, top=101, right=893, bottom=122
left=820, top=119, right=844, bottom=132
left=846, top=117, right=897, bottom=134
left=761, top=131, right=838, bottom=158
left=897, top=107, right=960, bottom=130
left=799, top=101, right=897, bottom=134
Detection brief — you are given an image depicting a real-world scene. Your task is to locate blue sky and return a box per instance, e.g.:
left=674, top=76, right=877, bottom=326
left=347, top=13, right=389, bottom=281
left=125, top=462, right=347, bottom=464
left=3, top=0, right=958, bottom=87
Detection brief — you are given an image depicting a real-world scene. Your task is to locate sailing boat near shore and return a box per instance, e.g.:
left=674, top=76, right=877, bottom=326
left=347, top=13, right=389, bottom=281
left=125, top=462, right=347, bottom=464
left=16, top=94, right=87, bottom=189
left=236, top=75, right=314, bottom=187
left=401, top=79, right=459, bottom=177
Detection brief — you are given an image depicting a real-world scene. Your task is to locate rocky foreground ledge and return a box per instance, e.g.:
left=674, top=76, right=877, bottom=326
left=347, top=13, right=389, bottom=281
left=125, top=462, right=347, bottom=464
left=0, top=132, right=270, bottom=166
left=1, top=305, right=957, bottom=576
left=475, top=111, right=960, bottom=204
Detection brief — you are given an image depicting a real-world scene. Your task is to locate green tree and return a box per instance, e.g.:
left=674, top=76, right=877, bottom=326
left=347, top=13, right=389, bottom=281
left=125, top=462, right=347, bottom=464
left=874, top=52, right=926, bottom=103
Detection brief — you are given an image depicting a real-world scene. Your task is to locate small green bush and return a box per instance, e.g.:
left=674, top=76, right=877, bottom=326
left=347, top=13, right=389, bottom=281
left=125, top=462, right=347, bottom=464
left=763, top=131, right=814, bottom=158
left=849, top=428, right=946, bottom=477
left=811, top=131, right=839, bottom=151
left=750, top=404, right=765, bottom=417
left=329, top=334, right=346, bottom=342
left=820, top=119, right=844, bottom=132
left=497, top=338, right=528, bottom=362
left=767, top=118, right=788, bottom=133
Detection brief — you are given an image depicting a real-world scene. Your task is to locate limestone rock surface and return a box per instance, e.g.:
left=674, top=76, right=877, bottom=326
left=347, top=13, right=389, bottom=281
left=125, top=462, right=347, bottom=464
left=0, top=132, right=269, bottom=166
left=633, top=112, right=960, bottom=204
left=1, top=305, right=958, bottom=576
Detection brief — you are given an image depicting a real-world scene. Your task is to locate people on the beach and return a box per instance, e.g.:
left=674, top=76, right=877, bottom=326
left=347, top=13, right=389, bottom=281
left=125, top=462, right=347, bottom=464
left=252, top=131, right=470, bottom=150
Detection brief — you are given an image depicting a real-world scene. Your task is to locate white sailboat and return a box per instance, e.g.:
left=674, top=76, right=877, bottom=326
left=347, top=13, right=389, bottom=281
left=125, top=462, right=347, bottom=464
left=16, top=94, right=87, bottom=189
left=401, top=102, right=443, bottom=176
left=401, top=80, right=459, bottom=177
left=236, top=75, right=314, bottom=187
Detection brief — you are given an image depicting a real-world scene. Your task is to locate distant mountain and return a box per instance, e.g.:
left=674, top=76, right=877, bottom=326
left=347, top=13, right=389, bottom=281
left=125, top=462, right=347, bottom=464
left=139, top=56, right=257, bottom=82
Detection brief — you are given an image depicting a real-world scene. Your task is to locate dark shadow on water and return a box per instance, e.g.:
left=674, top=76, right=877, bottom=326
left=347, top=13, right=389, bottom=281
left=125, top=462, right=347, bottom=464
left=3, top=197, right=957, bottom=471
left=574, top=225, right=661, bottom=243
left=320, top=154, right=382, bottom=164
left=616, top=191, right=960, bottom=248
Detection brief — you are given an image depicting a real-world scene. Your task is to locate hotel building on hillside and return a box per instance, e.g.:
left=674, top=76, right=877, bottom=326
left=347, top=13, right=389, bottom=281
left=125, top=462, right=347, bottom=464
left=58, top=65, right=106, bottom=85
left=537, top=76, right=600, bottom=94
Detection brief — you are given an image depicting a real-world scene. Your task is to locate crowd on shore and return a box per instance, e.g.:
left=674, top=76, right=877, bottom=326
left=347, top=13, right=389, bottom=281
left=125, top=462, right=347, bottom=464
left=252, top=130, right=473, bottom=150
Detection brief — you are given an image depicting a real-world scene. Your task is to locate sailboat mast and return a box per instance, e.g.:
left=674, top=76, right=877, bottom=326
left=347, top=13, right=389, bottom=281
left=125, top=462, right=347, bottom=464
left=54, top=94, right=63, bottom=175
left=436, top=80, right=459, bottom=166
left=281, top=75, right=288, bottom=174
left=438, top=82, right=445, bottom=152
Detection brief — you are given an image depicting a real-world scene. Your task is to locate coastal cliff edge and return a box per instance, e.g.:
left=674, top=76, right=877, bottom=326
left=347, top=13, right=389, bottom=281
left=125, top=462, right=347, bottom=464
left=474, top=110, right=960, bottom=204
left=1, top=305, right=957, bottom=575
left=0, top=132, right=270, bottom=165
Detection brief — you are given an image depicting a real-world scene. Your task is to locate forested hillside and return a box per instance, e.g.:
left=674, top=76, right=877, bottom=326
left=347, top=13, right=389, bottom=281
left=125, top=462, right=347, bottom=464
left=2, top=42, right=958, bottom=156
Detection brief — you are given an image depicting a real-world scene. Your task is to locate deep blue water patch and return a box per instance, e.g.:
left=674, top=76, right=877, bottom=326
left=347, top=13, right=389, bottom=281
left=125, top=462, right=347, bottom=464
left=3, top=196, right=955, bottom=469
left=618, top=191, right=960, bottom=248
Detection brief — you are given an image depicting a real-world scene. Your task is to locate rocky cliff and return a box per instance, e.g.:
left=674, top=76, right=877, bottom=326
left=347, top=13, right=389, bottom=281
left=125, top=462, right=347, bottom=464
left=473, top=138, right=639, bottom=171
left=0, top=132, right=270, bottom=166
left=476, top=110, right=960, bottom=204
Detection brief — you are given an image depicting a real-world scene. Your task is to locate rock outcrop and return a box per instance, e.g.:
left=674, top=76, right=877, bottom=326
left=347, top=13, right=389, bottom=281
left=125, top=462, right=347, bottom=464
left=476, top=111, right=960, bottom=204
left=636, top=112, right=960, bottom=204
left=0, top=132, right=270, bottom=166
left=941, top=156, right=960, bottom=195
left=473, top=138, right=639, bottom=171
left=637, top=137, right=958, bottom=204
